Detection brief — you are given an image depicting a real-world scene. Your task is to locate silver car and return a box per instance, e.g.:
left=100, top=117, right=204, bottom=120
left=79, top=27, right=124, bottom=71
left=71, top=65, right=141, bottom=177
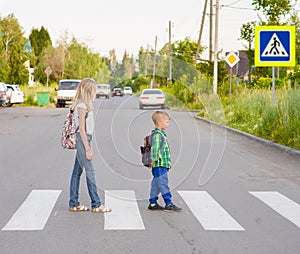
left=4, top=84, right=24, bottom=107
left=0, top=82, right=7, bottom=106
left=96, top=84, right=111, bottom=99
left=139, top=89, right=166, bottom=109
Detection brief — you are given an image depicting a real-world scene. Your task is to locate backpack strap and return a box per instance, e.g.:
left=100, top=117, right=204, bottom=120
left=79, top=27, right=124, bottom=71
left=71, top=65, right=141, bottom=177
left=151, top=130, right=165, bottom=149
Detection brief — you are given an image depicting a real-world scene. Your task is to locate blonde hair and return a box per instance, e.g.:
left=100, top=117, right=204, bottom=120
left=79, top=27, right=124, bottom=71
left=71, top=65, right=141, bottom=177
left=71, top=78, right=96, bottom=111
left=152, top=111, right=170, bottom=124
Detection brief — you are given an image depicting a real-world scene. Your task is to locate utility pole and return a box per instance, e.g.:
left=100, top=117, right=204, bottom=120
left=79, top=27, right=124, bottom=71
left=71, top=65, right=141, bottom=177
left=168, top=20, right=172, bottom=87
left=194, top=0, right=208, bottom=65
left=151, top=36, right=157, bottom=89
left=209, top=0, right=213, bottom=61
left=213, top=0, right=219, bottom=95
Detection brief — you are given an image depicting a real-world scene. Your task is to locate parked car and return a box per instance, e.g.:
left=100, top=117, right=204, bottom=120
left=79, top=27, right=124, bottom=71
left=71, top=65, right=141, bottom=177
left=112, top=87, right=124, bottom=97
left=96, top=84, right=111, bottom=99
left=0, top=82, right=7, bottom=106
left=4, top=84, right=24, bottom=107
left=56, top=79, right=81, bottom=108
left=123, top=86, right=133, bottom=95
left=139, top=89, right=166, bottom=109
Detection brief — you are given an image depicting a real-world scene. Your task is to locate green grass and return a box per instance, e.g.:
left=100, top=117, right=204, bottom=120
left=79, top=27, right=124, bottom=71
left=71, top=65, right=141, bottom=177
left=223, top=87, right=300, bottom=150
left=20, top=83, right=57, bottom=107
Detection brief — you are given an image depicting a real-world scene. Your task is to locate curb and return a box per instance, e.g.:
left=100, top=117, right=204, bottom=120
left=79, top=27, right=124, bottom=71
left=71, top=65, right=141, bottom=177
left=194, top=115, right=300, bottom=157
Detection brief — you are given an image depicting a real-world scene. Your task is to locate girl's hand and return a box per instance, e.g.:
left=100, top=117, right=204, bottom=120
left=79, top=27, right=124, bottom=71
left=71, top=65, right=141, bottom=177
left=86, top=149, right=93, bottom=160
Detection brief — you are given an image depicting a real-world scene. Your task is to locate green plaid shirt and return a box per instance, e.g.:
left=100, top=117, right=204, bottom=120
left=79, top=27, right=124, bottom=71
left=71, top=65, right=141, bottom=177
left=151, top=128, right=171, bottom=169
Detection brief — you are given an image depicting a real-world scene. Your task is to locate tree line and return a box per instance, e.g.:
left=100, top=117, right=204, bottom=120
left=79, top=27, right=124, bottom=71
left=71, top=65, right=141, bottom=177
left=1, top=0, right=300, bottom=92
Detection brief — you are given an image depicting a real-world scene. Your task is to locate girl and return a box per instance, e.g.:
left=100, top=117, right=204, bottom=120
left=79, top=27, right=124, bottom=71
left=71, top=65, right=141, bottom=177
left=69, top=78, right=111, bottom=213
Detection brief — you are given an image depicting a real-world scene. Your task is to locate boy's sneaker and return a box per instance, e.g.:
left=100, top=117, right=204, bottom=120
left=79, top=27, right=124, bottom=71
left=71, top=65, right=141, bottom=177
left=164, top=204, right=182, bottom=212
left=148, top=204, right=164, bottom=210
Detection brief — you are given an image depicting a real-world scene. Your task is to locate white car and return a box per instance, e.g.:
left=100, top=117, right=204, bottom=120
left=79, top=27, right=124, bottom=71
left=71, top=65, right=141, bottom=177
left=56, top=79, right=81, bottom=108
left=96, top=84, right=111, bottom=99
left=139, top=89, right=166, bottom=109
left=4, top=84, right=24, bottom=107
left=123, top=86, right=133, bottom=95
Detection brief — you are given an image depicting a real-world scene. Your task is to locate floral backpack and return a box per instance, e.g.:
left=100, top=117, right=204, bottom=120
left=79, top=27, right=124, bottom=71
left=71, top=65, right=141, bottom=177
left=61, top=109, right=78, bottom=149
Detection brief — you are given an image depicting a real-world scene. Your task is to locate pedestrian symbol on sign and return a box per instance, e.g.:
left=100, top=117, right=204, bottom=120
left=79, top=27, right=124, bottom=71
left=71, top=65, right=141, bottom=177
left=261, top=33, right=288, bottom=57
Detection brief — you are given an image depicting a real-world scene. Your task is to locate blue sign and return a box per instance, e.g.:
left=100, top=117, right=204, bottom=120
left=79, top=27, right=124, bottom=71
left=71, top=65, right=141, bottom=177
left=260, top=31, right=290, bottom=62
left=255, top=26, right=295, bottom=67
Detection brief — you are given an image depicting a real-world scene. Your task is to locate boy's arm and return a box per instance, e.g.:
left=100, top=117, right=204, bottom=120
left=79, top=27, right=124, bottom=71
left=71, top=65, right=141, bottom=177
left=150, top=133, right=161, bottom=164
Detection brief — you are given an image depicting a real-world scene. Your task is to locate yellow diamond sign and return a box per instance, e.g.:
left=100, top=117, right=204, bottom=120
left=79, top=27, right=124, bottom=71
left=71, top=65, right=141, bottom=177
left=225, top=51, right=240, bottom=68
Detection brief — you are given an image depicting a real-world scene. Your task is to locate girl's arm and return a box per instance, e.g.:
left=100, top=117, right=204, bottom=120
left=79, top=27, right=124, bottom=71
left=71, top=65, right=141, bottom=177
left=78, top=107, right=93, bottom=160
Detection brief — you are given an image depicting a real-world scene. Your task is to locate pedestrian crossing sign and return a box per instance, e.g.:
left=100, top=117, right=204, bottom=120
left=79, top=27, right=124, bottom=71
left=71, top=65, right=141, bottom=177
left=255, top=26, right=295, bottom=67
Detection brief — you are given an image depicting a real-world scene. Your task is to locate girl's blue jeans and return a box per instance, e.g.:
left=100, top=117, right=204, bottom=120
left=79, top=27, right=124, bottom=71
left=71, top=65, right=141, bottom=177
left=149, top=167, right=172, bottom=206
left=69, top=133, right=101, bottom=209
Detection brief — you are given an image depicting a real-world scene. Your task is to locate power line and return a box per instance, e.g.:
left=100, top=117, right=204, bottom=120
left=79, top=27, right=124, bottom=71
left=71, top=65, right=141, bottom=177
left=221, top=5, right=254, bottom=11
left=224, top=0, right=241, bottom=7
left=220, top=0, right=254, bottom=11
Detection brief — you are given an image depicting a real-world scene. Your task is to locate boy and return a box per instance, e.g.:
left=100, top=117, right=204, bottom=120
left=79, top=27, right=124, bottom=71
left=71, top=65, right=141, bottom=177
left=148, top=111, right=182, bottom=212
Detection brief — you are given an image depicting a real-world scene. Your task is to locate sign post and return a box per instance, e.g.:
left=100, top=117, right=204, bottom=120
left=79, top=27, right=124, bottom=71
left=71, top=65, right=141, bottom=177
left=44, top=66, right=52, bottom=92
left=255, top=26, right=295, bottom=105
left=225, top=51, right=240, bottom=96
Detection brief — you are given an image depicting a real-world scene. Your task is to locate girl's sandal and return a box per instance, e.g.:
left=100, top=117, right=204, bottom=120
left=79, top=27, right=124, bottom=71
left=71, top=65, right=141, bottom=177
left=92, top=205, right=112, bottom=213
left=69, top=205, right=89, bottom=212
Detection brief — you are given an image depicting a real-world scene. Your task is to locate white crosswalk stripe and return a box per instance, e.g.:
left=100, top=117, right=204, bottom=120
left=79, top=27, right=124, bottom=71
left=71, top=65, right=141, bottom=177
left=104, top=190, right=145, bottom=230
left=2, top=190, right=61, bottom=231
left=2, top=189, right=300, bottom=232
left=178, top=190, right=245, bottom=231
left=249, top=191, right=300, bottom=228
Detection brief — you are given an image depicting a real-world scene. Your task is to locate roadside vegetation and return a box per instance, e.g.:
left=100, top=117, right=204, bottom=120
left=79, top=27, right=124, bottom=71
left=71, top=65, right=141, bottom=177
left=20, top=83, right=57, bottom=107
left=222, top=84, right=300, bottom=150
left=0, top=0, right=299, bottom=150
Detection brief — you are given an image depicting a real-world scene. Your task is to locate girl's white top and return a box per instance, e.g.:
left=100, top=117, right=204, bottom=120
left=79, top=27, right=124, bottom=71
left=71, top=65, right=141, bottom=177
left=74, top=101, right=95, bottom=135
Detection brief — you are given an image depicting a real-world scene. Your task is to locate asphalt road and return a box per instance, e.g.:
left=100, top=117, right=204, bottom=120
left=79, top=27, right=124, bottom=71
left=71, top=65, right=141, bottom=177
left=0, top=96, right=300, bottom=254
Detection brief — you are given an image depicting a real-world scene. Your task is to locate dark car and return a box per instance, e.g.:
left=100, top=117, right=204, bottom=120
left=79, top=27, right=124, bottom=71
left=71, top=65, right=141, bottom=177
left=0, top=82, right=7, bottom=106
left=112, top=87, right=124, bottom=97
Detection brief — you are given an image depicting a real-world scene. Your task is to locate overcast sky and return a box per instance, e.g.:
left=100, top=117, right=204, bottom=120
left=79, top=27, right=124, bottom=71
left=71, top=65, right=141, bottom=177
left=1, top=0, right=300, bottom=60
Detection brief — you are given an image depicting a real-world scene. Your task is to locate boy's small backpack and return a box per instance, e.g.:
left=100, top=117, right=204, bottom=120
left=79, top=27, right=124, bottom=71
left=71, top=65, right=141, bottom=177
left=61, top=109, right=78, bottom=149
left=140, top=131, right=164, bottom=167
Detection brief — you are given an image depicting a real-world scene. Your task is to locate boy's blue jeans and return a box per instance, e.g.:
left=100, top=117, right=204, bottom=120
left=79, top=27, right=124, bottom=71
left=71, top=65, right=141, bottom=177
left=149, top=167, right=172, bottom=206
left=69, top=133, right=102, bottom=209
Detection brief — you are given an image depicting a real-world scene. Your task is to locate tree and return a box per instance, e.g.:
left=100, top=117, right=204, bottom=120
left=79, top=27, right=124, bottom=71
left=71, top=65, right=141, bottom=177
left=121, top=51, right=131, bottom=79
left=38, top=35, right=111, bottom=83
left=170, top=37, right=201, bottom=65
left=167, top=37, right=201, bottom=81
left=108, top=49, right=118, bottom=72
left=39, top=45, right=66, bottom=82
left=94, top=60, right=111, bottom=84
left=252, top=0, right=293, bottom=25
left=137, top=46, right=147, bottom=76
left=29, top=26, right=52, bottom=62
left=287, top=11, right=300, bottom=85
left=110, top=51, right=134, bottom=86
left=289, top=11, right=300, bottom=65
left=0, top=14, right=28, bottom=84
left=65, top=37, right=110, bottom=81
